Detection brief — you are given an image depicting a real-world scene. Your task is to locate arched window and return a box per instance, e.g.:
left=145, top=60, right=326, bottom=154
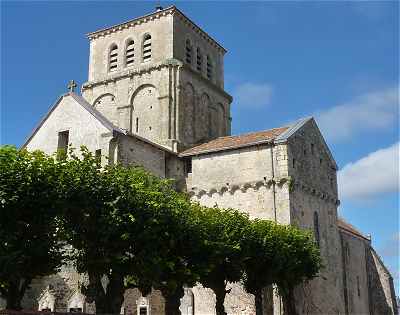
left=143, top=34, right=152, bottom=62
left=313, top=211, right=320, bottom=247
left=206, top=55, right=213, bottom=79
left=185, top=39, right=192, bottom=64
left=125, top=39, right=135, bottom=67
left=196, top=47, right=202, bottom=72
left=109, top=44, right=118, bottom=71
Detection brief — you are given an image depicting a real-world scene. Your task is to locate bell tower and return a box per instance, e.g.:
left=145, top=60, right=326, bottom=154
left=81, top=6, right=232, bottom=152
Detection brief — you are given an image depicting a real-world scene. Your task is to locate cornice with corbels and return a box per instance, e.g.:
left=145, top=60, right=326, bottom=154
left=82, top=60, right=181, bottom=91
left=188, top=176, right=340, bottom=205
left=87, top=7, right=175, bottom=41
left=86, top=6, right=226, bottom=54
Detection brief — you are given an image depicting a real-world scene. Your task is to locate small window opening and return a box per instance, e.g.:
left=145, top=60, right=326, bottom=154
left=125, top=40, right=135, bottom=66
left=95, top=149, right=101, bottom=160
left=292, top=158, right=296, bottom=168
left=143, top=34, right=152, bottom=62
left=139, top=307, right=148, bottom=315
left=357, top=276, right=361, bottom=297
left=186, top=39, right=192, bottom=64
left=69, top=308, right=82, bottom=313
left=185, top=159, right=192, bottom=174
left=313, top=211, right=320, bottom=247
left=206, top=55, right=213, bottom=80
left=57, top=130, right=69, bottom=159
left=109, top=44, right=118, bottom=71
left=196, top=48, right=202, bottom=72
left=149, top=126, right=152, bottom=130
left=311, top=143, right=315, bottom=155
left=136, top=118, right=139, bottom=133
left=303, top=149, right=307, bottom=155
left=320, top=158, right=323, bottom=165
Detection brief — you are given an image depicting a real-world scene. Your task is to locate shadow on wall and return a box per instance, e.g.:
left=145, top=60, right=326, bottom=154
left=366, top=247, right=399, bottom=315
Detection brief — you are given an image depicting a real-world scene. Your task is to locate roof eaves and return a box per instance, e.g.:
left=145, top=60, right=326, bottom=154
left=21, top=93, right=68, bottom=149
left=179, top=138, right=274, bottom=157
left=274, top=117, right=313, bottom=143
left=69, top=93, right=127, bottom=135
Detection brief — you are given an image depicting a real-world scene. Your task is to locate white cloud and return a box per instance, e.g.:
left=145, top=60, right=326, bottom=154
left=380, top=233, right=400, bottom=258
left=315, top=86, right=398, bottom=142
left=338, top=142, right=399, bottom=200
left=234, top=82, right=273, bottom=107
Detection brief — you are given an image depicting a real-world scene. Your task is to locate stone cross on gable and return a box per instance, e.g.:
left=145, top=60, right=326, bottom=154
left=67, top=80, right=77, bottom=93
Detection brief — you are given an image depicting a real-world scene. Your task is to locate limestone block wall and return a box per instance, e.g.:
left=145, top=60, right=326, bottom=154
left=287, top=120, right=345, bottom=314
left=178, top=67, right=231, bottom=148
left=340, top=230, right=370, bottom=314
left=88, top=13, right=173, bottom=82
left=188, top=144, right=291, bottom=222
left=173, top=13, right=225, bottom=89
left=367, top=247, right=399, bottom=314
left=117, top=133, right=186, bottom=186
left=25, top=94, right=111, bottom=157
left=82, top=65, right=174, bottom=148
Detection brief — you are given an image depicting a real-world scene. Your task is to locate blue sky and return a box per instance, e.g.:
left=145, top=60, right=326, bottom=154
left=1, top=1, right=399, bottom=292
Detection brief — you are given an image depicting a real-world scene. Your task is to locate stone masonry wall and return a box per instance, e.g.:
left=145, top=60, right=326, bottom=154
left=367, top=247, right=399, bottom=315
left=340, top=230, right=370, bottom=315
left=287, top=119, right=345, bottom=314
left=88, top=13, right=173, bottom=82
left=25, top=94, right=111, bottom=156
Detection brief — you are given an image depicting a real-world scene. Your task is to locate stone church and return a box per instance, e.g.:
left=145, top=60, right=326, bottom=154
left=3, top=5, right=398, bottom=315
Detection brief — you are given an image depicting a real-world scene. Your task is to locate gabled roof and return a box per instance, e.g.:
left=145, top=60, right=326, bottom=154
left=338, top=218, right=370, bottom=241
left=22, top=92, right=176, bottom=155
left=179, top=126, right=289, bottom=157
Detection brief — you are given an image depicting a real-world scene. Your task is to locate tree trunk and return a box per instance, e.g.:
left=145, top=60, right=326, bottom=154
left=85, top=273, right=109, bottom=313
left=282, top=287, right=297, bottom=315
left=214, top=284, right=227, bottom=315
left=162, top=286, right=184, bottom=315
left=5, top=278, right=30, bottom=310
left=106, top=273, right=126, bottom=314
left=255, top=288, right=263, bottom=315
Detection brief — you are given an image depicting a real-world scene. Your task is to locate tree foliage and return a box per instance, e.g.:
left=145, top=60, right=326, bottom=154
left=0, top=146, right=64, bottom=309
left=0, top=145, right=322, bottom=315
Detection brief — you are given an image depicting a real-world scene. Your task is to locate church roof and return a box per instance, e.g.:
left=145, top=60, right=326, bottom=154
left=338, top=218, right=370, bottom=241
left=22, top=92, right=176, bottom=155
left=179, top=126, right=289, bottom=157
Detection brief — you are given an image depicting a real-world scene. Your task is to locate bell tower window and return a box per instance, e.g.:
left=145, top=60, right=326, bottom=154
left=143, top=34, right=152, bottom=62
left=125, top=40, right=135, bottom=66
left=196, top=48, right=202, bottom=72
left=109, top=44, right=118, bottom=71
left=186, top=39, right=192, bottom=64
left=206, top=55, right=213, bottom=80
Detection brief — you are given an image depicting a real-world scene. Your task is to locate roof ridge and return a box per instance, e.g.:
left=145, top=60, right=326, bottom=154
left=338, top=217, right=370, bottom=241
left=214, top=126, right=290, bottom=140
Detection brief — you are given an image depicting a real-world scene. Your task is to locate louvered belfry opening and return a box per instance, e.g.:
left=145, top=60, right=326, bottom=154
left=186, top=39, right=192, bottom=64
left=126, top=40, right=135, bottom=66
left=196, top=48, right=202, bottom=72
left=207, top=55, right=212, bottom=79
left=109, top=44, right=118, bottom=71
left=143, top=34, right=152, bottom=62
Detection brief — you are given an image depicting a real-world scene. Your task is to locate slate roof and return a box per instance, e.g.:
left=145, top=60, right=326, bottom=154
left=338, top=218, right=370, bottom=241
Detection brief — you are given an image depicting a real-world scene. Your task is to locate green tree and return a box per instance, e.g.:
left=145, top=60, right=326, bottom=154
left=274, top=225, right=322, bottom=315
left=0, top=146, right=64, bottom=309
left=59, top=147, right=198, bottom=314
left=191, top=204, right=251, bottom=315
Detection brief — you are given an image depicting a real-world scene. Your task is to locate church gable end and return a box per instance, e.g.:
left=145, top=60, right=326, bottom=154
left=24, top=93, right=112, bottom=156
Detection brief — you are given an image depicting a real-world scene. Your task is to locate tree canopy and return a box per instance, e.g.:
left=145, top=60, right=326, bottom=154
left=0, top=145, right=321, bottom=315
